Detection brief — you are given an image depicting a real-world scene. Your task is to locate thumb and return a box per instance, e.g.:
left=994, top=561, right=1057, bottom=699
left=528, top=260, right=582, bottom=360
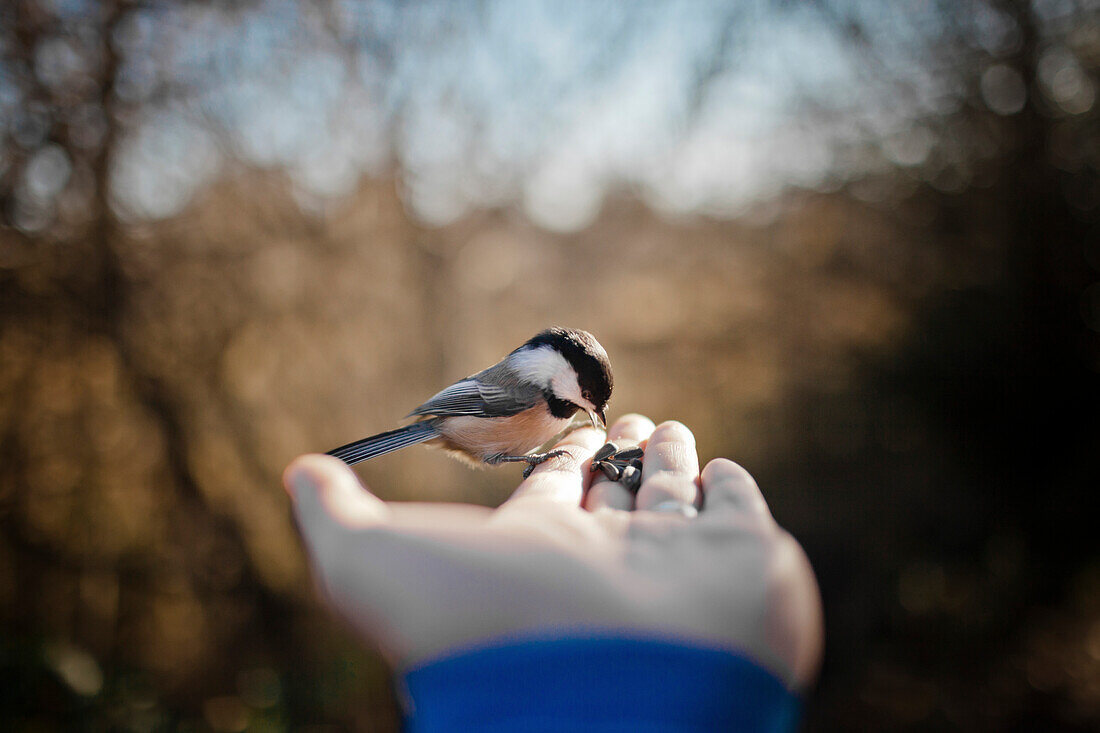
left=283, top=454, right=391, bottom=540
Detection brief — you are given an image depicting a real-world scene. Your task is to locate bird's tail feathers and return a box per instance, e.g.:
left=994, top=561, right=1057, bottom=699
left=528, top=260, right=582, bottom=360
left=327, top=421, right=440, bottom=465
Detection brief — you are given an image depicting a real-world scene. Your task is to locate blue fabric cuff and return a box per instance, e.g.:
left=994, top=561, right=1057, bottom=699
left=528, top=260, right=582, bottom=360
left=400, top=635, right=800, bottom=732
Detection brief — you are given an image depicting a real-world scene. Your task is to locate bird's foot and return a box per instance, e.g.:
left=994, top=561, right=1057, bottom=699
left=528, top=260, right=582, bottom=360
left=486, top=450, right=570, bottom=478
left=521, top=449, right=570, bottom=478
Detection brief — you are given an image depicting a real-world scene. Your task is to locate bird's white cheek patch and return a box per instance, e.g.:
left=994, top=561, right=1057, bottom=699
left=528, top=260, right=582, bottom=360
left=510, top=345, right=570, bottom=385
left=553, top=372, right=592, bottom=413
left=510, top=344, right=592, bottom=411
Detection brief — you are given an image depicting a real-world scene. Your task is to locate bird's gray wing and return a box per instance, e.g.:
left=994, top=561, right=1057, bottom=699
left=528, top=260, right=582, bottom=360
left=407, top=375, right=542, bottom=418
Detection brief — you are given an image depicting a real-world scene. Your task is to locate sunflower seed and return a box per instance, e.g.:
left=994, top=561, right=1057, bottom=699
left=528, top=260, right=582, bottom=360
left=614, top=447, right=644, bottom=461
left=599, top=461, right=622, bottom=481
left=620, top=464, right=641, bottom=492
left=592, top=442, right=619, bottom=466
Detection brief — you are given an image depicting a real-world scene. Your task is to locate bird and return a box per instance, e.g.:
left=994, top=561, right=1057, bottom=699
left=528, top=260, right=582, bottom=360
left=326, top=327, right=613, bottom=476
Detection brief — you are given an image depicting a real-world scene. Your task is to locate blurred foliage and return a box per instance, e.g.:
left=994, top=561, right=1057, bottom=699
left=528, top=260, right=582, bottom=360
left=2, top=0, right=1100, bottom=730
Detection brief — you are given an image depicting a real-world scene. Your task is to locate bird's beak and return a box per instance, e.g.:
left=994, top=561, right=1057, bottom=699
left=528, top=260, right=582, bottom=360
left=588, top=408, right=606, bottom=429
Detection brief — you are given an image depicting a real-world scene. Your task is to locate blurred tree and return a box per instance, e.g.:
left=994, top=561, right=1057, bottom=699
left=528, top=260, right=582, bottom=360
left=0, top=1, right=357, bottom=727
left=775, top=1, right=1100, bottom=729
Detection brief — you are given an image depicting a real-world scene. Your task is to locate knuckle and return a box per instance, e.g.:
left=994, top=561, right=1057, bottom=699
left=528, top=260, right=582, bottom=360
left=637, top=474, right=695, bottom=504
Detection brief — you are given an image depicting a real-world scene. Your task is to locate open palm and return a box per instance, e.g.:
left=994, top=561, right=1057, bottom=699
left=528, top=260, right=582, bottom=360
left=285, top=414, right=823, bottom=690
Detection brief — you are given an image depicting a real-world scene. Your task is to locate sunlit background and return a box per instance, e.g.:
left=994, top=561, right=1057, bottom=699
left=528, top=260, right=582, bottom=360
left=2, top=0, right=1099, bottom=730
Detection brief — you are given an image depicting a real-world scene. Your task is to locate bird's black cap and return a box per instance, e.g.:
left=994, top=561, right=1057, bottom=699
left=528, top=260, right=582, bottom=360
left=523, top=327, right=614, bottom=413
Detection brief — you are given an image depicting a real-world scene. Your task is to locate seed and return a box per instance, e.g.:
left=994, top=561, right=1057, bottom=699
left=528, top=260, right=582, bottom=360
left=599, top=461, right=622, bottom=481
left=593, top=442, right=619, bottom=463
left=620, top=465, right=641, bottom=492
left=614, top=447, right=644, bottom=461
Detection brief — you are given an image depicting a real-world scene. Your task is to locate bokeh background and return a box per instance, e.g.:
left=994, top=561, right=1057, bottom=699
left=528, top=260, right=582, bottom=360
left=2, top=0, right=1099, bottom=730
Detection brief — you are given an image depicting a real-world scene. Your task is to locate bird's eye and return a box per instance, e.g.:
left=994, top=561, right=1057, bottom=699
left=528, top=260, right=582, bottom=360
left=582, top=390, right=593, bottom=403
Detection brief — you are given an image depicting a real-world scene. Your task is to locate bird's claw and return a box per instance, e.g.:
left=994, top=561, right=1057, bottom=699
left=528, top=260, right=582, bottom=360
left=520, top=449, right=569, bottom=478
left=486, top=449, right=571, bottom=477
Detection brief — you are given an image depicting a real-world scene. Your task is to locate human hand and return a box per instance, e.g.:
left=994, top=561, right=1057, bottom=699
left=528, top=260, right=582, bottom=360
left=284, top=414, right=823, bottom=690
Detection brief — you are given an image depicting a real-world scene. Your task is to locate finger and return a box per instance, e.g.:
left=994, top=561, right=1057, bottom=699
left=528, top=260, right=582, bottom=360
left=283, top=454, right=392, bottom=539
left=699, top=458, right=771, bottom=519
left=585, top=413, right=656, bottom=512
left=636, top=421, right=702, bottom=511
left=504, top=426, right=606, bottom=507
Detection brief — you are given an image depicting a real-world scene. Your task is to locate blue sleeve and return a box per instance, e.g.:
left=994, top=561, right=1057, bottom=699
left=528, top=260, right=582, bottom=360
left=399, top=635, right=800, bottom=732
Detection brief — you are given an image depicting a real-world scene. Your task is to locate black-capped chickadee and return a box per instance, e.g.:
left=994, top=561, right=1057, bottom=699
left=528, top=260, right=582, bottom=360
left=327, top=327, right=613, bottom=474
